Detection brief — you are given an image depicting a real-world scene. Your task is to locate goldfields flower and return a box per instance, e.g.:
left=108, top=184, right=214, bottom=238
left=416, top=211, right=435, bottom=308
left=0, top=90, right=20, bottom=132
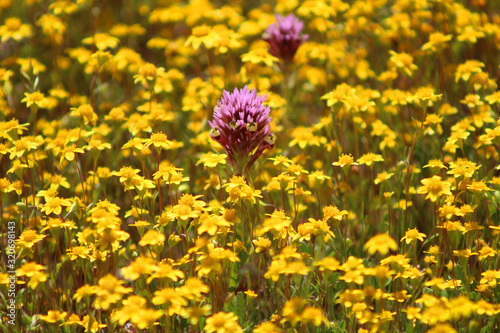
left=209, top=86, right=274, bottom=174
left=70, top=104, right=98, bottom=126
left=253, top=237, right=272, bottom=253
left=417, top=176, right=452, bottom=202
left=204, top=312, right=242, bottom=333
left=241, top=47, right=279, bottom=67
left=41, top=196, right=71, bottom=215
left=22, top=91, right=47, bottom=108
left=17, top=229, right=47, bottom=248
left=263, top=14, right=308, bottom=62
left=0, top=17, right=33, bottom=42
left=111, top=295, right=162, bottom=329
left=17, top=262, right=48, bottom=289
left=144, top=131, right=173, bottom=150
left=40, top=310, right=67, bottom=323
left=93, top=274, right=133, bottom=310
left=364, top=234, right=398, bottom=256
left=401, top=228, right=427, bottom=244
left=357, top=153, right=383, bottom=167
left=138, top=229, right=165, bottom=246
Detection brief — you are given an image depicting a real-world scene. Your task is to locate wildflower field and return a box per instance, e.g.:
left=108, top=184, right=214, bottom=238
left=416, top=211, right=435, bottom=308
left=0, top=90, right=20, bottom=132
left=2, top=0, right=500, bottom=332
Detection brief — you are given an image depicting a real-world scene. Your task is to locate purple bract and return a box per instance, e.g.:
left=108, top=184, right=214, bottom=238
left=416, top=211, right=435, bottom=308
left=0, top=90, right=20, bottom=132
left=263, top=14, right=308, bottom=62
left=209, top=86, right=275, bottom=174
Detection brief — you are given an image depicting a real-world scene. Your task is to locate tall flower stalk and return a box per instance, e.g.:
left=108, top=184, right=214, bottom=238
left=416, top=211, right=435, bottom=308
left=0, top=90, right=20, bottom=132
left=209, top=86, right=275, bottom=176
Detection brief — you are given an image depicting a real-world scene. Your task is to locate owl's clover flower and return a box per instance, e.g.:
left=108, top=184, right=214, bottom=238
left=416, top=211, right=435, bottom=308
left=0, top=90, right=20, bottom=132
left=209, top=86, right=275, bottom=174
left=263, top=14, right=308, bottom=62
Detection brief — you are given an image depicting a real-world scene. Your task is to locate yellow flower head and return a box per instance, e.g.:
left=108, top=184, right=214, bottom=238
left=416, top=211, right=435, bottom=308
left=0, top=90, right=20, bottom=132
left=417, top=176, right=452, bottom=202
left=364, top=234, right=398, bottom=256
left=401, top=228, right=426, bottom=244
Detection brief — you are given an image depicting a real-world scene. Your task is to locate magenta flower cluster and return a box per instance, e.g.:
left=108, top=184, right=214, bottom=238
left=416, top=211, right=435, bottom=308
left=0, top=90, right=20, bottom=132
left=264, top=14, right=308, bottom=62
left=209, top=86, right=274, bottom=174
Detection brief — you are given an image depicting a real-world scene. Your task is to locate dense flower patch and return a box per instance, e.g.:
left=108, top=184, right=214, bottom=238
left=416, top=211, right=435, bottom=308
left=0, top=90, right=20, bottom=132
left=1, top=0, right=500, bottom=332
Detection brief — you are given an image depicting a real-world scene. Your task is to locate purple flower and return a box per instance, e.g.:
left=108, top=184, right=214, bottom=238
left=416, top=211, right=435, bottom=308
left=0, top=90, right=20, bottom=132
left=263, top=14, right=308, bottom=62
left=209, top=86, right=275, bottom=174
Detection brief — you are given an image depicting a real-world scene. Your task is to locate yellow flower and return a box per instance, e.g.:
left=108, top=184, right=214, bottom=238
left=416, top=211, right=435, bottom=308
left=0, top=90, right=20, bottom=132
left=198, top=214, right=230, bottom=236
left=121, top=257, right=155, bottom=281
left=421, top=32, right=452, bottom=52
left=389, top=50, right=417, bottom=76
left=364, top=234, right=398, bottom=256
left=313, top=257, right=340, bottom=272
left=401, top=228, right=426, bottom=244
left=332, top=153, right=358, bottom=168
left=457, top=26, right=485, bottom=43
left=17, top=229, right=47, bottom=248
left=269, top=155, right=293, bottom=168
left=73, top=284, right=97, bottom=302
left=253, top=321, right=282, bottom=333
left=112, top=296, right=162, bottom=329
left=197, top=152, right=227, bottom=168
left=461, top=94, right=483, bottom=108
left=40, top=310, right=67, bottom=323
left=301, top=306, right=326, bottom=327
left=448, top=158, right=480, bottom=178
left=66, top=246, right=91, bottom=260
left=455, top=60, right=484, bottom=82
left=0, top=17, right=33, bottom=42
left=82, top=32, right=119, bottom=50
left=407, top=87, right=442, bottom=106
left=181, top=304, right=212, bottom=326
left=147, top=261, right=185, bottom=283
left=185, top=25, right=220, bottom=50
left=9, top=136, right=38, bottom=159
left=417, top=176, right=452, bottom=202
left=467, top=181, right=494, bottom=193
left=480, top=270, right=500, bottom=287
left=374, top=171, right=394, bottom=184
left=478, top=246, right=497, bottom=260
left=253, top=237, right=272, bottom=253
left=94, top=274, right=133, bottom=310
left=138, top=229, right=166, bottom=246
left=453, top=249, right=477, bottom=258
left=321, top=83, right=356, bottom=107
left=41, top=196, right=71, bottom=215
left=423, top=159, right=447, bottom=170
left=241, top=47, right=279, bottom=66
left=357, top=153, right=383, bottom=167
left=70, top=104, right=98, bottom=126
left=21, top=91, right=47, bottom=108
left=204, top=312, right=242, bottom=333
left=59, top=144, right=84, bottom=164
left=282, top=297, right=306, bottom=326
left=144, top=131, right=173, bottom=150
left=17, top=262, right=48, bottom=289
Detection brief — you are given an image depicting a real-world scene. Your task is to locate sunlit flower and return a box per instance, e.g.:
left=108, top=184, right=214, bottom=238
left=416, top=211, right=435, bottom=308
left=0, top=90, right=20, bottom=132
left=70, top=104, right=98, bottom=126
left=364, top=234, right=398, bottom=256
left=389, top=50, right=417, bottom=76
left=40, top=310, right=67, bottom=323
left=417, top=176, right=452, bottom=202
left=0, top=17, right=32, bottom=42
left=332, top=153, right=357, bottom=168
left=401, top=228, right=426, bottom=244
left=17, top=229, right=47, bottom=249
left=21, top=91, right=47, bottom=108
left=357, top=153, right=383, bottom=167
left=204, top=312, right=242, bottom=333
left=41, top=196, right=71, bottom=215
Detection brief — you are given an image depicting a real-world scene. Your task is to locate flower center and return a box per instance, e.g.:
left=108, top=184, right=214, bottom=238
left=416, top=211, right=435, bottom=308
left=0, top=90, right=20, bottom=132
left=6, top=18, right=22, bottom=31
